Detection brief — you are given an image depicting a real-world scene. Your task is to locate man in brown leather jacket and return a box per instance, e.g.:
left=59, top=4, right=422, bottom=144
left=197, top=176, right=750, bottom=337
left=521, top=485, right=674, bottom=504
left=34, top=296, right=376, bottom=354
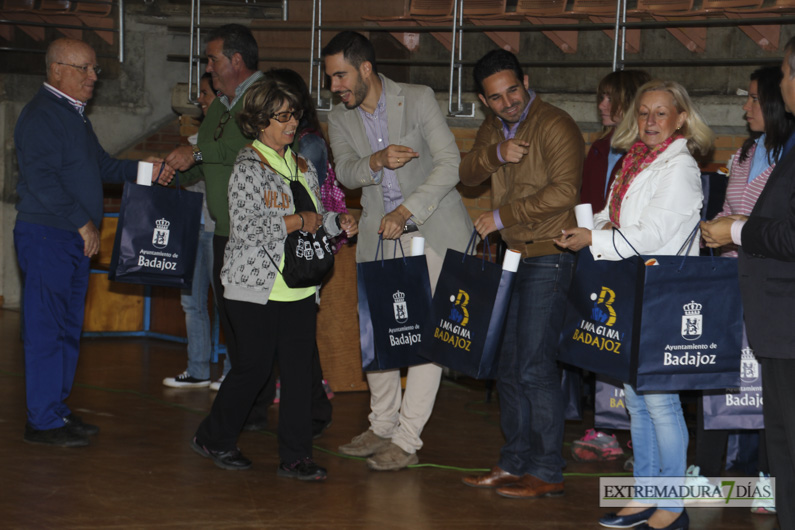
left=459, top=49, right=583, bottom=499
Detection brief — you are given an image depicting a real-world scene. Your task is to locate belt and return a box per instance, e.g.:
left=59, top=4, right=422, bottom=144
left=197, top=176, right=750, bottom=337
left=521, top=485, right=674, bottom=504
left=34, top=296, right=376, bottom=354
left=403, top=224, right=419, bottom=234
left=517, top=239, right=565, bottom=258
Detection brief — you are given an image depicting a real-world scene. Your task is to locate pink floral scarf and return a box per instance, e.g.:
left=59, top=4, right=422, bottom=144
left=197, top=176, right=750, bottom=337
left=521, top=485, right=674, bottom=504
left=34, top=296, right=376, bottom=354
left=608, top=135, right=681, bottom=227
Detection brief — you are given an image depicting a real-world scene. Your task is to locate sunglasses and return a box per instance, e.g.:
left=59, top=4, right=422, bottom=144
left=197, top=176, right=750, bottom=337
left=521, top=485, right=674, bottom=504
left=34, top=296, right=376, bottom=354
left=271, top=110, right=303, bottom=123
left=214, top=110, right=231, bottom=141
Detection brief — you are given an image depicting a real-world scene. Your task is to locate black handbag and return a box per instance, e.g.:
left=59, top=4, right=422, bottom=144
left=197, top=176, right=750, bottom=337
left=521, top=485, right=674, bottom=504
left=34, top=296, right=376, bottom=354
left=280, top=179, right=335, bottom=287
left=253, top=147, right=334, bottom=288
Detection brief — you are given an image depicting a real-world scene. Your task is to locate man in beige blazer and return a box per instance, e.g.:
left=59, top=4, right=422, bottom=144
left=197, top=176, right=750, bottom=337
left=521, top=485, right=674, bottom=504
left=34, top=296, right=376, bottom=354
left=324, top=31, right=473, bottom=470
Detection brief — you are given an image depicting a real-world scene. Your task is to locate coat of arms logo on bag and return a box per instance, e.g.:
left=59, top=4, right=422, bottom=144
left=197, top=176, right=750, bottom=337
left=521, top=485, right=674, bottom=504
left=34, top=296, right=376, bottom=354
left=152, top=218, right=170, bottom=249
left=681, top=300, right=703, bottom=341
left=393, top=290, right=408, bottom=324
left=740, top=348, right=760, bottom=383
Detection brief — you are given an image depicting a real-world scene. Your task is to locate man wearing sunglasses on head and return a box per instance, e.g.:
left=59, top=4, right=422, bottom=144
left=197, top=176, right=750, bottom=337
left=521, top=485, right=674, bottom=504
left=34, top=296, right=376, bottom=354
left=165, top=24, right=264, bottom=394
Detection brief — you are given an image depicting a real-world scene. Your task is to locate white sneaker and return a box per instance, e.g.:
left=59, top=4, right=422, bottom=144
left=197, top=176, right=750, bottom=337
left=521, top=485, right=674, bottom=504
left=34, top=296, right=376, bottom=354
left=684, top=465, right=723, bottom=505
left=163, top=371, right=210, bottom=388
left=750, top=472, right=776, bottom=514
left=209, top=374, right=226, bottom=392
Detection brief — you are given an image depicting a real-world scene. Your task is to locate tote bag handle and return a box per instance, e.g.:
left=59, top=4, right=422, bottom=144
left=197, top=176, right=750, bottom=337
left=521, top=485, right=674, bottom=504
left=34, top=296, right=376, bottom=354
left=462, top=228, right=491, bottom=271
left=372, top=234, right=407, bottom=267
left=612, top=223, right=701, bottom=270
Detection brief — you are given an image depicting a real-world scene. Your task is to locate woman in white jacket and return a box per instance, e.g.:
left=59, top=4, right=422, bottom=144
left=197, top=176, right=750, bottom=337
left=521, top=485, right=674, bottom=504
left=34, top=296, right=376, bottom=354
left=556, top=80, right=713, bottom=530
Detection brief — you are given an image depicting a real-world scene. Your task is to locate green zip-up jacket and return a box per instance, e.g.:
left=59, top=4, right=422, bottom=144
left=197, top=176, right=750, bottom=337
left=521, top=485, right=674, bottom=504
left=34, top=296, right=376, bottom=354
left=182, top=95, right=250, bottom=237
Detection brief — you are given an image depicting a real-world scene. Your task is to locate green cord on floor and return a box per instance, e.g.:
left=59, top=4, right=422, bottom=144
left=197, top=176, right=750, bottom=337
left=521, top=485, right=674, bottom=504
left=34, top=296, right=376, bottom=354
left=0, top=368, right=633, bottom=477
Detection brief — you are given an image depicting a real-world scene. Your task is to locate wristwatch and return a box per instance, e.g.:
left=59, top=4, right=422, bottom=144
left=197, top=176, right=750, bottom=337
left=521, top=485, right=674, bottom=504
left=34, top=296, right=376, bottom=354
left=192, top=145, right=203, bottom=163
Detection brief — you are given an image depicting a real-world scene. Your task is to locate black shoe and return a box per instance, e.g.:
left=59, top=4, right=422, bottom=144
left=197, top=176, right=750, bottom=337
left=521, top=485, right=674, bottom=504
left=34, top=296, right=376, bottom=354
left=63, top=413, right=99, bottom=436
left=24, top=424, right=89, bottom=447
left=312, top=419, right=332, bottom=439
left=599, top=506, right=657, bottom=528
left=243, top=418, right=269, bottom=432
left=277, top=457, right=327, bottom=481
left=190, top=437, right=252, bottom=470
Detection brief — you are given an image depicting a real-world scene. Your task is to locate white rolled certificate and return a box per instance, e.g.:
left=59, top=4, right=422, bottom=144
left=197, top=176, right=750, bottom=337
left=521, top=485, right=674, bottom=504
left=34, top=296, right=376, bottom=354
left=411, top=236, right=426, bottom=256
left=136, top=161, right=153, bottom=186
left=503, top=249, right=521, bottom=272
left=574, top=203, right=594, bottom=230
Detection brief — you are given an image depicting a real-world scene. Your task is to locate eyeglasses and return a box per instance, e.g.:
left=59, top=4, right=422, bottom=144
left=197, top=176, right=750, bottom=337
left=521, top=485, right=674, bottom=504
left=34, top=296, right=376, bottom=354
left=271, top=110, right=303, bottom=123
left=56, top=62, right=102, bottom=76
left=214, top=110, right=231, bottom=141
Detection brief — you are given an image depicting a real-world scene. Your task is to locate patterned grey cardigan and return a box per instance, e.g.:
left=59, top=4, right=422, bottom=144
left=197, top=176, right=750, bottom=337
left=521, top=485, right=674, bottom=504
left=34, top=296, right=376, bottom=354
left=221, top=145, right=343, bottom=305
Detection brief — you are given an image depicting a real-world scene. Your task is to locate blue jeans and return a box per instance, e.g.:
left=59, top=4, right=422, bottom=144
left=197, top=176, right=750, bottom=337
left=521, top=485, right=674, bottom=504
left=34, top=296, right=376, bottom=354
left=14, top=221, right=89, bottom=430
left=624, top=384, right=688, bottom=512
left=181, top=229, right=229, bottom=380
left=497, top=252, right=574, bottom=483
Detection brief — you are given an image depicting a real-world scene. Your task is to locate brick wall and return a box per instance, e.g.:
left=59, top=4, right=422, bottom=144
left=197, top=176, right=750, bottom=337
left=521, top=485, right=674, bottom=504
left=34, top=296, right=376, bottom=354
left=111, top=117, right=745, bottom=222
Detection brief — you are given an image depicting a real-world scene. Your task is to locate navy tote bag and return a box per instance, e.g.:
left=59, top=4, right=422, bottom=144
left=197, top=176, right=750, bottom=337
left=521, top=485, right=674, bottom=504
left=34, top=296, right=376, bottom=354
left=631, top=228, right=743, bottom=391
left=558, top=242, right=644, bottom=383
left=702, top=328, right=764, bottom=430
left=594, top=377, right=631, bottom=431
left=357, top=237, right=432, bottom=371
left=560, top=226, right=743, bottom=391
left=109, top=177, right=202, bottom=289
left=419, top=231, right=516, bottom=379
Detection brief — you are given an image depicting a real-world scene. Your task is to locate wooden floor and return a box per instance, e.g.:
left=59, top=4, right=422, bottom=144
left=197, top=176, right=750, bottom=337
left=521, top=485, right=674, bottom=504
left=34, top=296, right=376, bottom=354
left=0, top=309, right=778, bottom=529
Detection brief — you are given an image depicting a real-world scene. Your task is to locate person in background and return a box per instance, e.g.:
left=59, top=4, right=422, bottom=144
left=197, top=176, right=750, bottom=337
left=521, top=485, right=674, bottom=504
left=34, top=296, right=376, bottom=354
left=581, top=69, right=652, bottom=213
left=190, top=79, right=357, bottom=479
left=268, top=68, right=330, bottom=188
left=701, top=37, right=795, bottom=530
left=557, top=80, right=714, bottom=530
left=572, top=69, right=650, bottom=465
left=164, top=24, right=264, bottom=400
left=14, top=38, right=172, bottom=447
left=688, top=65, right=793, bottom=515
left=163, top=72, right=232, bottom=390
left=272, top=68, right=350, bottom=252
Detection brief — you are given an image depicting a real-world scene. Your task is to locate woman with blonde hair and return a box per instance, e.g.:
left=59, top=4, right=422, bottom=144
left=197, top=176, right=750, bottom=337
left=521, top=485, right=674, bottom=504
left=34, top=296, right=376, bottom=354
left=573, top=69, right=651, bottom=465
left=556, top=80, right=714, bottom=530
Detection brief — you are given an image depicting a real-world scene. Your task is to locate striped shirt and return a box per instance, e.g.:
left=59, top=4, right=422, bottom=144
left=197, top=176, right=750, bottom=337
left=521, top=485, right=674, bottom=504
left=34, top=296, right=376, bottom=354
left=43, top=82, right=86, bottom=116
left=718, top=143, right=775, bottom=257
left=358, top=76, right=408, bottom=218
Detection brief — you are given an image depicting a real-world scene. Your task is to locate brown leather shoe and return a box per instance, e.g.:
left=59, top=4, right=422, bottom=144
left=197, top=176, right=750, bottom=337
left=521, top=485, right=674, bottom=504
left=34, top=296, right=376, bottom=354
left=496, top=474, right=564, bottom=499
left=462, top=466, right=521, bottom=488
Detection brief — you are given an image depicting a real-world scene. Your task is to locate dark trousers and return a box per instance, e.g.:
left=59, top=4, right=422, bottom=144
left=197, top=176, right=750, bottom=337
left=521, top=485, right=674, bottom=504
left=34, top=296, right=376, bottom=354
left=695, top=400, right=768, bottom=477
left=195, top=295, right=317, bottom=462
left=213, top=236, right=331, bottom=427
left=247, top=342, right=331, bottom=428
left=497, top=252, right=574, bottom=483
left=761, top=358, right=795, bottom=530
left=14, top=221, right=89, bottom=430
